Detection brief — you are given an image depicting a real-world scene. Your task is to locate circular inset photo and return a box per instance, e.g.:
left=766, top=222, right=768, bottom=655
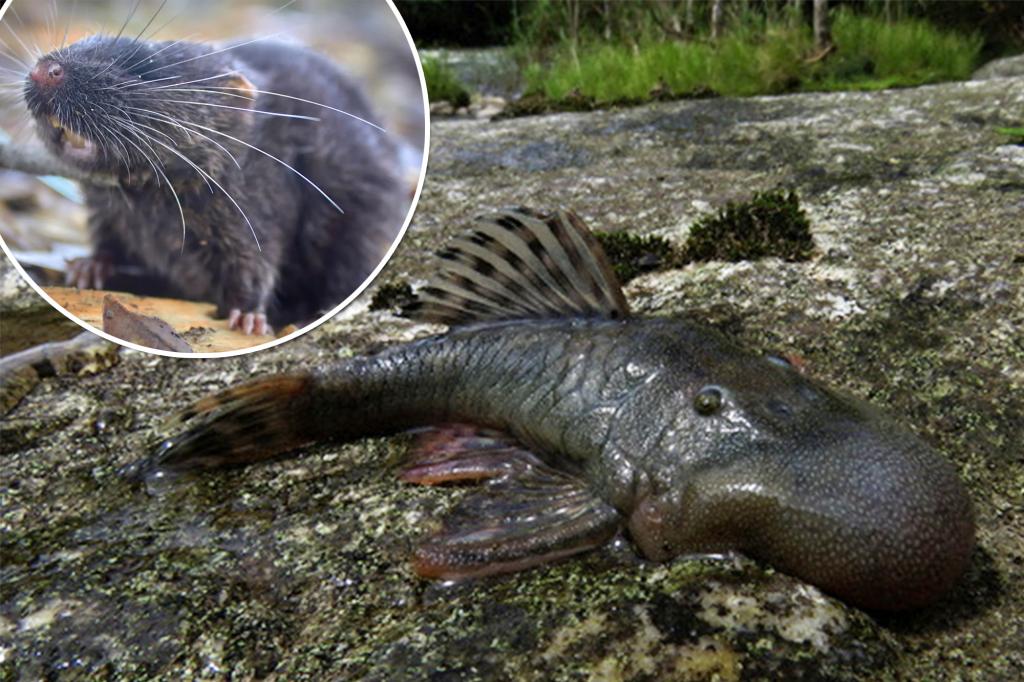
left=0, top=0, right=427, bottom=356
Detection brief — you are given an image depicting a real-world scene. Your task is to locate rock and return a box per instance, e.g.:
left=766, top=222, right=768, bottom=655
left=2, top=76, right=1023, bottom=679
left=473, top=105, right=504, bottom=120
left=429, top=100, right=455, bottom=117
left=0, top=256, right=80, bottom=354
left=972, top=54, right=1024, bottom=80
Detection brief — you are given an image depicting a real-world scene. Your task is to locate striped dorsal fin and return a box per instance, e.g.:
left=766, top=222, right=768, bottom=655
left=403, top=208, right=630, bottom=325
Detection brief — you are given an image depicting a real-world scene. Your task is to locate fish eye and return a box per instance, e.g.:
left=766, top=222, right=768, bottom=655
left=766, top=354, right=791, bottom=367
left=693, top=386, right=723, bottom=416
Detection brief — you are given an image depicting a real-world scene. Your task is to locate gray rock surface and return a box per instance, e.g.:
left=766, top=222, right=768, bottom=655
left=2, top=76, right=1023, bottom=680
left=972, top=53, right=1024, bottom=80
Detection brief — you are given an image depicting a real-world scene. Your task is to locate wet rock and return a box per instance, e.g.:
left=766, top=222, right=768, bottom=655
left=972, top=54, right=1024, bottom=80
left=429, top=100, right=455, bottom=117
left=2, top=75, right=1023, bottom=679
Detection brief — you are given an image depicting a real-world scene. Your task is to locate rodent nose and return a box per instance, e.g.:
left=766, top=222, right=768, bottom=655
left=30, top=59, right=65, bottom=88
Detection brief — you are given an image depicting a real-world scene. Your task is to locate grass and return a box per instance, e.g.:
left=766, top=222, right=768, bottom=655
left=421, top=56, right=471, bottom=108
left=521, top=10, right=983, bottom=105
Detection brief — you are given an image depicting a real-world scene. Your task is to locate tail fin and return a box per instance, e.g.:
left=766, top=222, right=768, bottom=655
left=123, top=374, right=320, bottom=491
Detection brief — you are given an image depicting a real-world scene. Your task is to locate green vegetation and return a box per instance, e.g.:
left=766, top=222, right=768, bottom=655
left=996, top=127, right=1024, bottom=143
left=682, top=189, right=814, bottom=263
left=809, top=11, right=984, bottom=91
left=593, top=231, right=679, bottom=284
left=421, top=56, right=471, bottom=107
left=520, top=9, right=983, bottom=105
left=369, top=280, right=415, bottom=312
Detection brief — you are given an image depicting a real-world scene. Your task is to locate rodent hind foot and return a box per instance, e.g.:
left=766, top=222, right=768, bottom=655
left=227, top=308, right=272, bottom=336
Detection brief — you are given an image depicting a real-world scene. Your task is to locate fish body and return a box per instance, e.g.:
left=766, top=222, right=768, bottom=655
left=132, top=209, right=974, bottom=610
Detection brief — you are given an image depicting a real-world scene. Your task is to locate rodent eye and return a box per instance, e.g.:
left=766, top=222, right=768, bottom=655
left=693, top=386, right=723, bottom=416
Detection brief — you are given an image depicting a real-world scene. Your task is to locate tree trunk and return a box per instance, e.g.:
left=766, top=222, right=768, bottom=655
left=711, top=0, right=725, bottom=41
left=813, top=0, right=831, bottom=53
left=684, top=0, right=695, bottom=36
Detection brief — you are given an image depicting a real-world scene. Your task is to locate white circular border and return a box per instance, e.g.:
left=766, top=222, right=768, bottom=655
left=0, top=0, right=430, bottom=359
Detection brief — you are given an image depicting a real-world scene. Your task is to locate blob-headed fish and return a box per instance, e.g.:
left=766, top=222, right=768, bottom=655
left=127, top=208, right=974, bottom=610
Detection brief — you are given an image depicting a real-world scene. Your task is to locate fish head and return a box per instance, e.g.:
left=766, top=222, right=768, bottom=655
left=628, top=347, right=975, bottom=610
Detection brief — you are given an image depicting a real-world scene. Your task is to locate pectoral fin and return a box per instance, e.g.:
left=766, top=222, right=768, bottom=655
left=401, top=425, right=622, bottom=579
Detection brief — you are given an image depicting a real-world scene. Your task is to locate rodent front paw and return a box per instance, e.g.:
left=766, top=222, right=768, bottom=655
left=227, top=309, right=272, bottom=336
left=65, top=255, right=113, bottom=290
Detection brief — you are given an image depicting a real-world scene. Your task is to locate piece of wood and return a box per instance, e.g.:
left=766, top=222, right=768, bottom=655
left=0, top=141, right=118, bottom=187
left=43, top=287, right=275, bottom=353
left=102, top=295, right=193, bottom=353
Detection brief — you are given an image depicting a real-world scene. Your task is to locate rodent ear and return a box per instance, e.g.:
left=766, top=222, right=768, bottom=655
left=223, top=73, right=258, bottom=107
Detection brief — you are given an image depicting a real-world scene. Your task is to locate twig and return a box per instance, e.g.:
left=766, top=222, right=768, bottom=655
left=0, top=140, right=118, bottom=187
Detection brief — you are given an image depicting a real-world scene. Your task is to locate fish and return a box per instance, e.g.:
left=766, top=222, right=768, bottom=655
left=125, top=207, right=975, bottom=611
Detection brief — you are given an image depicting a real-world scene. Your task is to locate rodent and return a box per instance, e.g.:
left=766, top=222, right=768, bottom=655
left=23, top=34, right=410, bottom=335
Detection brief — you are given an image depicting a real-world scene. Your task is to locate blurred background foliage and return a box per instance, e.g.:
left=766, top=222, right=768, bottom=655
left=400, top=0, right=1022, bottom=106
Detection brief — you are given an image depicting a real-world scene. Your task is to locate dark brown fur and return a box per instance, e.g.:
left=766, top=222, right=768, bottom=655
left=25, top=36, right=409, bottom=330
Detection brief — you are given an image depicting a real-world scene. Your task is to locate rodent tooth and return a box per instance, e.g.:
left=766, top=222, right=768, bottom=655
left=64, top=128, right=88, bottom=148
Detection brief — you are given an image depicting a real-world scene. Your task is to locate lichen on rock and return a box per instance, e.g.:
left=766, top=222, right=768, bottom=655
left=2, top=74, right=1023, bottom=679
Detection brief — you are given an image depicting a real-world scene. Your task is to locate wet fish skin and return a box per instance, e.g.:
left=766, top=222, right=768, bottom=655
left=132, top=208, right=974, bottom=611
left=320, top=317, right=972, bottom=610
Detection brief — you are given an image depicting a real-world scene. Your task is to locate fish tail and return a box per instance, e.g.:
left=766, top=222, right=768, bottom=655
left=124, top=373, right=323, bottom=489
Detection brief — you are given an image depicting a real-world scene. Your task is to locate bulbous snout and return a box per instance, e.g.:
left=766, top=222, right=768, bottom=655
left=29, top=58, right=65, bottom=89
left=768, top=424, right=975, bottom=610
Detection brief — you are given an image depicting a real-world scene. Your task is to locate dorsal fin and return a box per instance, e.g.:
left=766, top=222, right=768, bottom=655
left=403, top=208, right=630, bottom=325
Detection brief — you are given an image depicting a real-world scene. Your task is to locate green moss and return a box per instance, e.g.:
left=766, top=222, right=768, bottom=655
left=996, top=127, right=1024, bottom=143
left=421, top=56, right=471, bottom=108
left=682, top=189, right=815, bottom=263
left=368, top=280, right=415, bottom=312
left=594, top=230, right=680, bottom=283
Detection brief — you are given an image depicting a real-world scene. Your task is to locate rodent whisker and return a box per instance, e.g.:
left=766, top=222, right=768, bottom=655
left=109, top=72, right=191, bottom=92
left=115, top=69, right=239, bottom=93
left=119, top=33, right=203, bottom=76
left=178, top=117, right=346, bottom=216
left=151, top=88, right=255, bottom=103
left=110, top=118, right=170, bottom=187
left=0, top=37, right=34, bottom=71
left=171, top=85, right=389, bottom=134
left=3, top=7, right=42, bottom=64
left=133, top=127, right=262, bottom=252
left=85, top=0, right=148, bottom=83
left=111, top=111, right=192, bottom=254
left=95, top=116, right=134, bottom=166
left=150, top=98, right=321, bottom=122
left=112, top=0, right=171, bottom=72
left=126, top=106, right=242, bottom=169
left=137, top=34, right=284, bottom=79
left=133, top=120, right=213, bottom=192
left=114, top=109, right=180, bottom=149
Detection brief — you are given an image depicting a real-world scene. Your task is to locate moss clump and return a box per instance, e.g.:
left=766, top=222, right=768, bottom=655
left=421, top=57, right=471, bottom=108
left=682, top=189, right=814, bottom=263
left=369, top=280, right=415, bottom=312
left=594, top=231, right=679, bottom=284
left=996, top=127, right=1024, bottom=144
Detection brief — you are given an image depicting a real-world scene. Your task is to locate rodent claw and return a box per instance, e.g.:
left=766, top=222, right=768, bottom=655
left=227, top=309, right=272, bottom=336
left=65, top=256, right=110, bottom=290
